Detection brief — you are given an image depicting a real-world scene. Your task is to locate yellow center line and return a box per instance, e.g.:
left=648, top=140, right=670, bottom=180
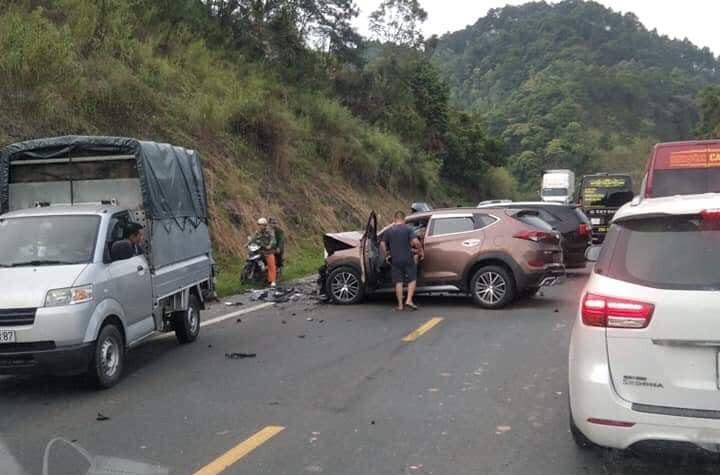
left=191, top=425, right=285, bottom=475
left=402, top=317, right=444, bottom=342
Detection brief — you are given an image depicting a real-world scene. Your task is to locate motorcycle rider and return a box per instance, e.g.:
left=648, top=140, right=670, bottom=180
left=269, top=217, right=285, bottom=271
left=254, top=218, right=278, bottom=287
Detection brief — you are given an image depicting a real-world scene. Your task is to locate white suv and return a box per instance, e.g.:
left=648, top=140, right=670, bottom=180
left=569, top=194, right=720, bottom=451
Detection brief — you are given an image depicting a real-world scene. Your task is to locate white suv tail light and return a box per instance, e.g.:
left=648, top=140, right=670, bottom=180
left=581, top=293, right=655, bottom=329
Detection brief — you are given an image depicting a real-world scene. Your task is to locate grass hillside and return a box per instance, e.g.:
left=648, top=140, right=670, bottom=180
left=0, top=2, right=447, bottom=293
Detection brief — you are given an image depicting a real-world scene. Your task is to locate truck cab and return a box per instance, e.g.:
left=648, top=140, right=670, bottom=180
left=0, top=136, right=213, bottom=388
left=541, top=169, right=575, bottom=204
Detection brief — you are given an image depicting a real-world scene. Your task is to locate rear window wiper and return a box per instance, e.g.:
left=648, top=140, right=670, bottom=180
left=9, top=260, right=78, bottom=267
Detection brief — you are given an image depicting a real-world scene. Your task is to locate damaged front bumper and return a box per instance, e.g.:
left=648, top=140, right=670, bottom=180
left=317, top=265, right=329, bottom=299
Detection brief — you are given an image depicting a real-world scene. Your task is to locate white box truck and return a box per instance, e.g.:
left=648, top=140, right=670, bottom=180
left=541, top=170, right=575, bottom=203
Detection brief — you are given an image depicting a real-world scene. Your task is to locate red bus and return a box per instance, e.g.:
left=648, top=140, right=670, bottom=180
left=642, top=140, right=720, bottom=198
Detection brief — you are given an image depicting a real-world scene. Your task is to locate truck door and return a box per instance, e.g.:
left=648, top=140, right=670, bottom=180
left=105, top=213, right=154, bottom=341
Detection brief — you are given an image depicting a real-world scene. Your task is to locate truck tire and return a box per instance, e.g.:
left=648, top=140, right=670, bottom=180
left=89, top=323, right=124, bottom=389
left=174, top=294, right=201, bottom=344
left=327, top=266, right=364, bottom=305
left=470, top=265, right=516, bottom=309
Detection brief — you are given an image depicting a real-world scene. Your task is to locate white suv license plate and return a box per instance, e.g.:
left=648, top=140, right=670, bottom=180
left=591, top=218, right=602, bottom=225
left=0, top=329, right=16, bottom=344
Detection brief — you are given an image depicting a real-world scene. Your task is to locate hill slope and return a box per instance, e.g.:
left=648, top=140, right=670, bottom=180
left=433, top=0, right=720, bottom=190
left=0, top=2, right=444, bottom=292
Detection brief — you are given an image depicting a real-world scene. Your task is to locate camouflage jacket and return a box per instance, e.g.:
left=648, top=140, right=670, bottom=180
left=254, top=228, right=277, bottom=254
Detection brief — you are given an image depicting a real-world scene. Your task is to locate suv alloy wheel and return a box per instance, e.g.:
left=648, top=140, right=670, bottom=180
left=470, top=265, right=516, bottom=309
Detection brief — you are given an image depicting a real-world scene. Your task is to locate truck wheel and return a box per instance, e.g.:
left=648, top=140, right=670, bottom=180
left=470, top=265, right=516, bottom=309
left=89, top=323, right=124, bottom=389
left=327, top=266, right=364, bottom=305
left=174, top=294, right=201, bottom=344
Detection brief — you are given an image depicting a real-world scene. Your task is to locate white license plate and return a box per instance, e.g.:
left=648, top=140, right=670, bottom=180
left=0, top=329, right=16, bottom=344
left=591, top=218, right=601, bottom=225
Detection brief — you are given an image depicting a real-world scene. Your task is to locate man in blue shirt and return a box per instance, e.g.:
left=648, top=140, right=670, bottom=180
left=381, top=211, right=423, bottom=311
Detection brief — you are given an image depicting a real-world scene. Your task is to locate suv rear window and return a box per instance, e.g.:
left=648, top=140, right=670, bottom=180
left=600, top=216, right=720, bottom=290
left=429, top=217, right=474, bottom=236
left=651, top=169, right=720, bottom=197
left=515, top=214, right=553, bottom=231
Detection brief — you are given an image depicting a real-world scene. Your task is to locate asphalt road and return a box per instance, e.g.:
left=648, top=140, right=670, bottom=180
left=1, top=269, right=719, bottom=475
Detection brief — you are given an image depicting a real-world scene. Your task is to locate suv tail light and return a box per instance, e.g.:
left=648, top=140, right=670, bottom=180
left=701, top=209, right=720, bottom=221
left=513, top=230, right=558, bottom=244
left=578, top=223, right=590, bottom=238
left=582, top=293, right=654, bottom=329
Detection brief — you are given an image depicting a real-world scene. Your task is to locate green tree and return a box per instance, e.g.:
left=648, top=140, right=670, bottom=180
left=697, top=85, right=720, bottom=138
left=369, top=0, right=427, bottom=48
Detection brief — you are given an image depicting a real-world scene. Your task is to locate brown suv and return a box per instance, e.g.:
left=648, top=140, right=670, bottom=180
left=319, top=207, right=566, bottom=309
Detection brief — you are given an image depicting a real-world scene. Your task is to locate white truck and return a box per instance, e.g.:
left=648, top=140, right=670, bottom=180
left=541, top=169, right=575, bottom=203
left=0, top=136, right=214, bottom=388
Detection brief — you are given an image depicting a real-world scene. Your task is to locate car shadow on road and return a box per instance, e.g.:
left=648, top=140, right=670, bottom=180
left=0, top=337, right=184, bottom=399
left=584, top=445, right=720, bottom=473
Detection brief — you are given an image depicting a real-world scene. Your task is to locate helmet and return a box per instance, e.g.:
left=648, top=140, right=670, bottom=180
left=257, top=218, right=268, bottom=225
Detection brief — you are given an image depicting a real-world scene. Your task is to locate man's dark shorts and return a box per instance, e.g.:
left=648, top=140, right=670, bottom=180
left=391, top=261, right=417, bottom=284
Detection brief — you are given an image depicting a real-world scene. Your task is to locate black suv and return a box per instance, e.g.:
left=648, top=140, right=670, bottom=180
left=477, top=201, right=592, bottom=268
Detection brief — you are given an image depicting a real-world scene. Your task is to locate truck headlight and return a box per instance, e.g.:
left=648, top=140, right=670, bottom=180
left=45, top=285, right=94, bottom=307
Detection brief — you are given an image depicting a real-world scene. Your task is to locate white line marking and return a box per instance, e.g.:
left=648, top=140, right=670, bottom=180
left=201, top=302, right=275, bottom=328
left=153, top=302, right=275, bottom=340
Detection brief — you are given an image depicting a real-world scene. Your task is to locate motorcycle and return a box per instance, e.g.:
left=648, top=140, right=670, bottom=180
left=241, top=240, right=267, bottom=285
left=241, top=235, right=284, bottom=285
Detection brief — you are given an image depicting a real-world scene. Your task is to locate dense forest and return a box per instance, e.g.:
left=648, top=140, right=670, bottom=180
left=433, top=0, right=720, bottom=192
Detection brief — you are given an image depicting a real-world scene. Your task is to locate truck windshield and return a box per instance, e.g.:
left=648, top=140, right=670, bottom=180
left=0, top=216, right=100, bottom=267
left=650, top=168, right=720, bottom=198
left=580, top=176, right=632, bottom=207
left=542, top=188, right=568, bottom=197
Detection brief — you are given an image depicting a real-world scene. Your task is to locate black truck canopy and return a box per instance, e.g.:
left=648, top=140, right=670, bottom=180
left=0, top=136, right=208, bottom=221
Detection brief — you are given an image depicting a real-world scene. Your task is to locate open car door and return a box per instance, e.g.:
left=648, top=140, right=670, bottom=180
left=360, top=211, right=381, bottom=289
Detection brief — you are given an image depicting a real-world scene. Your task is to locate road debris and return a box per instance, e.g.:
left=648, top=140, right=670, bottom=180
left=224, top=301, right=244, bottom=306
left=225, top=352, right=256, bottom=359
left=96, top=413, right=110, bottom=421
left=298, top=335, right=306, bottom=339
left=496, top=425, right=512, bottom=434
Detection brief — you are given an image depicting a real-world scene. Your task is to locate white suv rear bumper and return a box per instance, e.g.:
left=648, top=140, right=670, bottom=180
left=569, top=323, right=720, bottom=450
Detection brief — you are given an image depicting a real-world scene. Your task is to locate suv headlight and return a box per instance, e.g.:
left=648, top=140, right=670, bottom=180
left=45, top=285, right=94, bottom=307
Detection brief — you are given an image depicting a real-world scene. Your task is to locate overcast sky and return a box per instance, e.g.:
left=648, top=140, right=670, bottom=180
left=354, top=0, right=720, bottom=55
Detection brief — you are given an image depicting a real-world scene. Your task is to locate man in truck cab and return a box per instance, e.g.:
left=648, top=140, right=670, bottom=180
left=125, top=222, right=145, bottom=256
left=254, top=217, right=278, bottom=287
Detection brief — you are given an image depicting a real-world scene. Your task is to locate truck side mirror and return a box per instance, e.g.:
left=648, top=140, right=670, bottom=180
left=110, top=241, right=134, bottom=262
